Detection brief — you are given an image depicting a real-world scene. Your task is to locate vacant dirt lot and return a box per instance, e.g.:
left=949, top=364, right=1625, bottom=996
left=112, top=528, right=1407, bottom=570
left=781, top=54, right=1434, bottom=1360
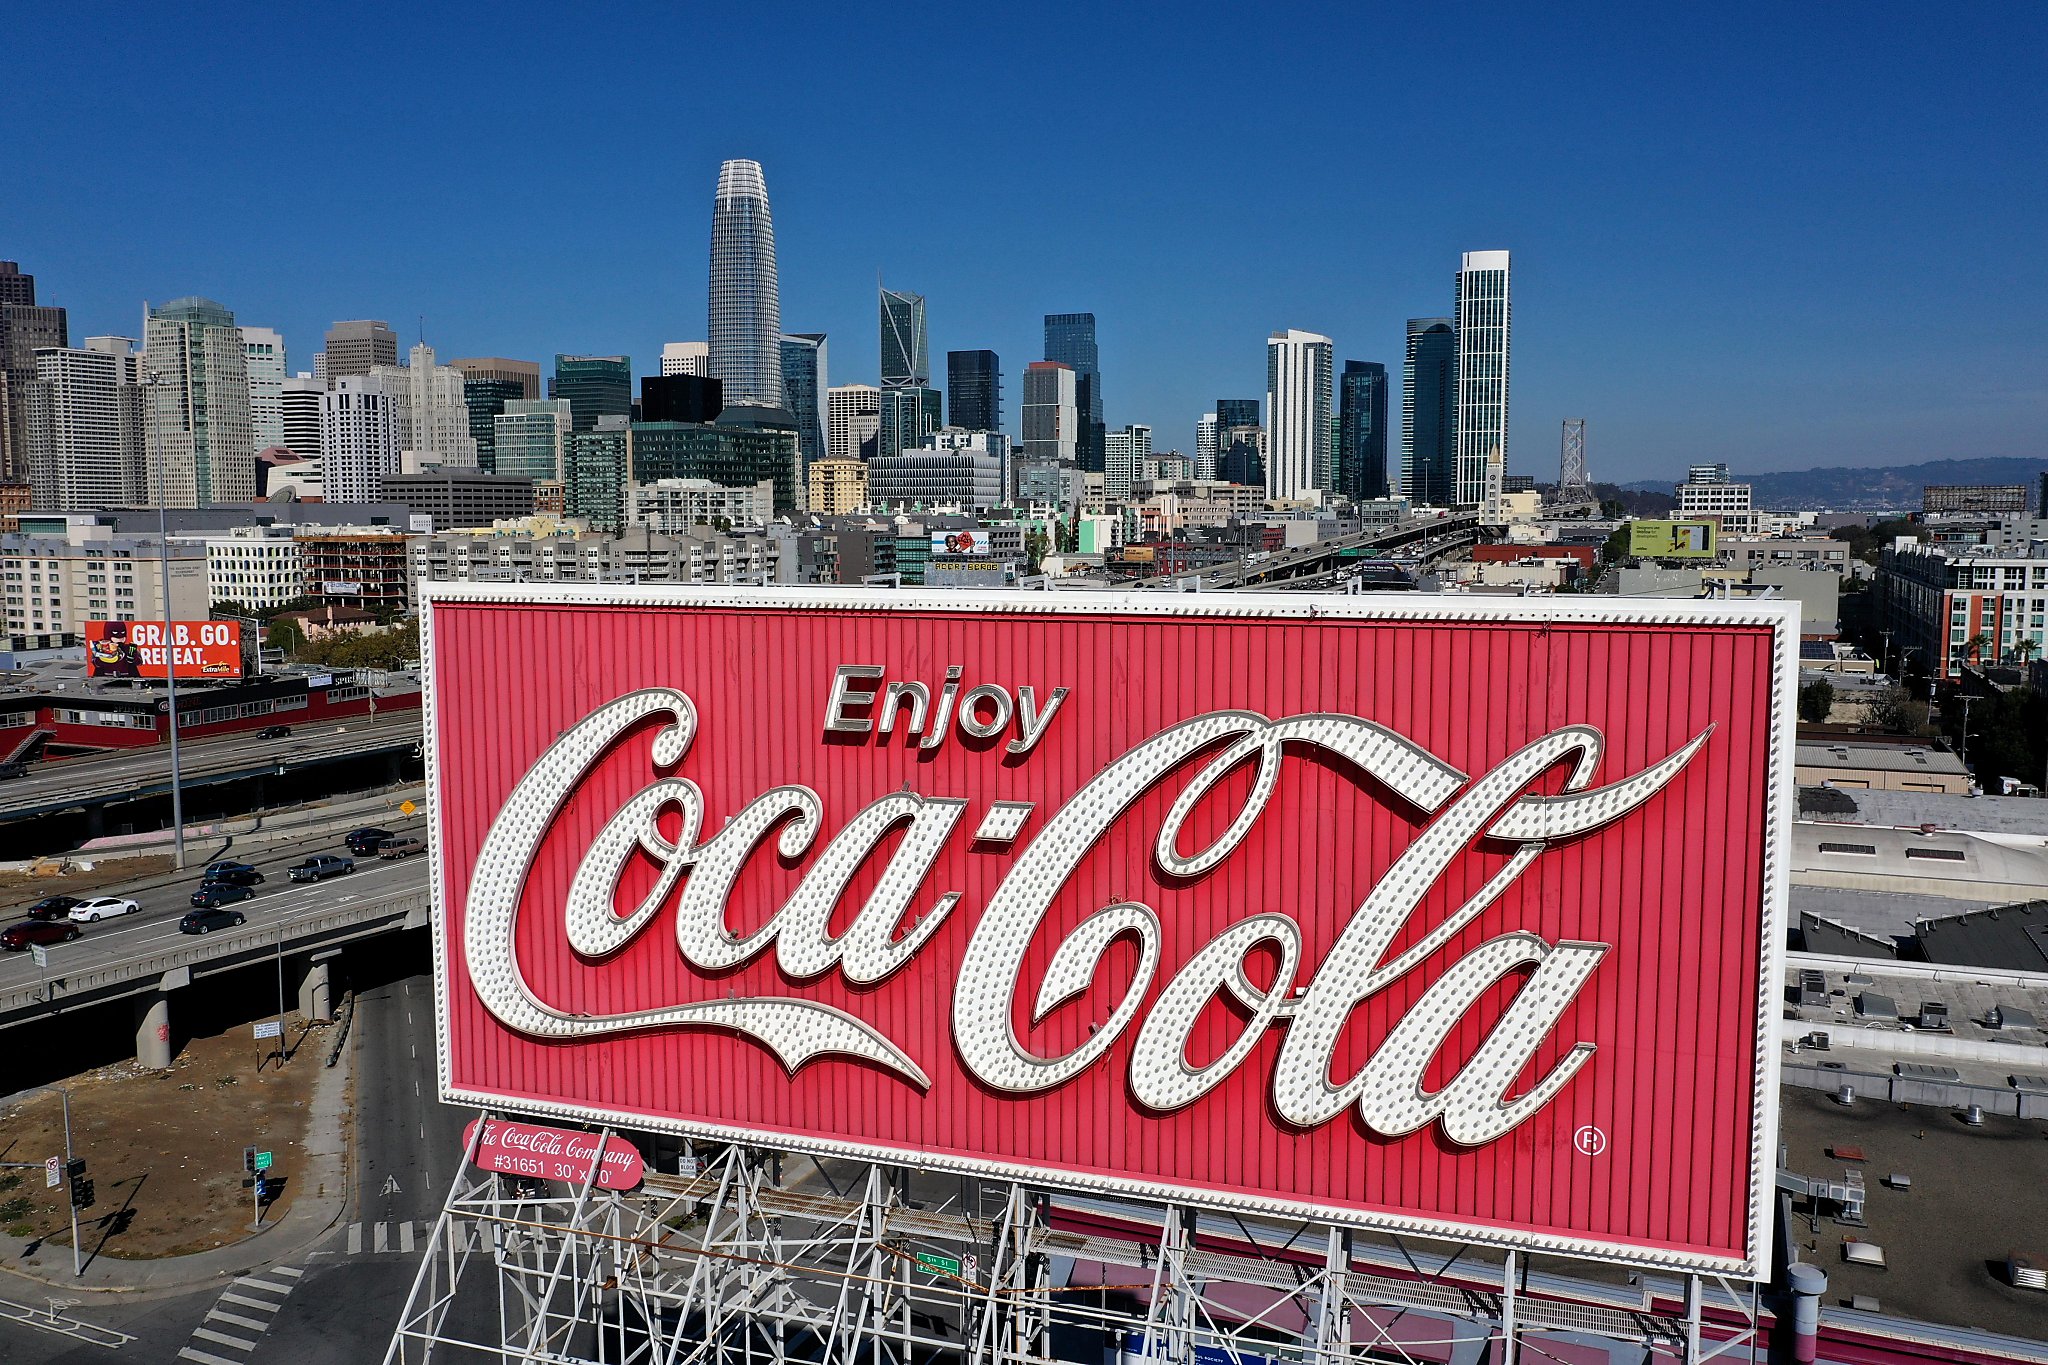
left=0, top=856, right=175, bottom=906
left=0, top=1014, right=322, bottom=1259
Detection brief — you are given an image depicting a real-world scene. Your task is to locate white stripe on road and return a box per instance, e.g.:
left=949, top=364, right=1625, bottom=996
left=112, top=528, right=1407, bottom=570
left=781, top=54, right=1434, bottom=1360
left=373, top=1222, right=389, bottom=1253
left=232, top=1275, right=293, bottom=1294
left=271, top=1264, right=303, bottom=1277
left=190, top=1326, right=259, bottom=1351
left=179, top=1349, right=247, bottom=1365
left=207, top=1309, right=271, bottom=1332
left=400, top=1220, right=415, bottom=1253
left=347, top=1222, right=362, bottom=1254
left=216, top=1292, right=278, bottom=1312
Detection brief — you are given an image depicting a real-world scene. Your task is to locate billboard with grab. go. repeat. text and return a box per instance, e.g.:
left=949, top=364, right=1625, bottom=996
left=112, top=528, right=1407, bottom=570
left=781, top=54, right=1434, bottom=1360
left=85, top=619, right=243, bottom=679
left=424, top=586, right=1794, bottom=1277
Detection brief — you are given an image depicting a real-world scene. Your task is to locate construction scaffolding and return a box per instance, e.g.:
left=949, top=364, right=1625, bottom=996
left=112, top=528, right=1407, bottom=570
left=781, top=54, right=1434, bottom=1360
left=383, top=1115, right=1763, bottom=1365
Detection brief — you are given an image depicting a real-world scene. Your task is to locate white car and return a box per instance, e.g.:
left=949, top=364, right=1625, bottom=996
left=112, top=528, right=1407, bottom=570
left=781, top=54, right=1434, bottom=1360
left=68, top=896, right=139, bottom=923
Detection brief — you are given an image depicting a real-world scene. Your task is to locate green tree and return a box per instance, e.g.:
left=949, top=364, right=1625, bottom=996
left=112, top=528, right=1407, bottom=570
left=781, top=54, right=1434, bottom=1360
left=1962, top=632, right=1994, bottom=666
left=266, top=618, right=307, bottom=659
left=1798, top=678, right=1836, bottom=724
left=1024, top=527, right=1049, bottom=575
left=1864, top=687, right=1929, bottom=735
left=1601, top=524, right=1631, bottom=564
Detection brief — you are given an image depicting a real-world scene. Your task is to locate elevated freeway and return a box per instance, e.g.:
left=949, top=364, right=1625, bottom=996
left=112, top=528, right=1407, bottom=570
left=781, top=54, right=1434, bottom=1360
left=1160, top=510, right=1482, bottom=589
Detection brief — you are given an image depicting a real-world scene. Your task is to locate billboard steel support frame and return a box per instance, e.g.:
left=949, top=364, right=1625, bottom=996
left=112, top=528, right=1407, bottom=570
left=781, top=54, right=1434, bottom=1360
left=383, top=1121, right=1762, bottom=1365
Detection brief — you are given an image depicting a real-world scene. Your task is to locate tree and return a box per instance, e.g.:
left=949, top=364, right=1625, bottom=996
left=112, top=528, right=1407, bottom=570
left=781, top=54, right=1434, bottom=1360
left=1024, top=527, right=1049, bottom=575
left=266, top=618, right=307, bottom=659
left=1798, top=678, right=1836, bottom=724
left=1600, top=525, right=1631, bottom=565
left=1962, top=632, right=1994, bottom=665
left=2009, top=638, right=2040, bottom=666
left=1864, top=686, right=1929, bottom=735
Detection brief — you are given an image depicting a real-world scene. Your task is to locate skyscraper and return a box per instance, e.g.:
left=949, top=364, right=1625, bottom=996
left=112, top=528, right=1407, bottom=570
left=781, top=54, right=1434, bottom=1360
left=1264, top=330, right=1333, bottom=502
left=377, top=343, right=478, bottom=468
left=1400, top=318, right=1456, bottom=505
left=494, top=399, right=572, bottom=483
left=553, top=355, right=633, bottom=433
left=1338, top=360, right=1389, bottom=501
left=826, top=384, right=882, bottom=463
left=1021, top=361, right=1078, bottom=464
left=1105, top=423, right=1152, bottom=502
left=708, top=159, right=782, bottom=407
left=282, top=375, right=323, bottom=459
left=144, top=297, right=256, bottom=507
left=322, top=320, right=398, bottom=380
left=880, top=289, right=929, bottom=387
left=1194, top=413, right=1219, bottom=480
left=451, top=357, right=542, bottom=400
left=947, top=350, right=1001, bottom=432
left=454, top=358, right=541, bottom=473
left=24, top=336, right=145, bottom=510
left=780, top=334, right=828, bottom=470
left=1216, top=398, right=1259, bottom=431
left=1453, top=250, right=1511, bottom=509
left=240, top=326, right=287, bottom=456
left=319, top=373, right=399, bottom=503
left=566, top=414, right=629, bottom=532
left=1043, top=314, right=1102, bottom=471
left=661, top=341, right=711, bottom=377
left=0, top=260, right=68, bottom=482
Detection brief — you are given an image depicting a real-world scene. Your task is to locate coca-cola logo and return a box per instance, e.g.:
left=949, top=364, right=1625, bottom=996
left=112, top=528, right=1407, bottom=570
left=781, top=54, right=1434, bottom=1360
left=464, top=668, right=1708, bottom=1151
left=464, top=1117, right=644, bottom=1188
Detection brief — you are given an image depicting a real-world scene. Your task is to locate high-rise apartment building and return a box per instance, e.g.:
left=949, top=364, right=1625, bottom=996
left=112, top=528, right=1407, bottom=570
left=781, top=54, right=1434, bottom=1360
left=826, top=384, right=882, bottom=464
left=319, top=374, right=399, bottom=503
left=1453, top=251, right=1511, bottom=509
left=1338, top=360, right=1389, bottom=501
left=780, top=334, right=828, bottom=470
left=1265, top=330, right=1333, bottom=502
left=807, top=457, right=869, bottom=516
left=1105, top=423, right=1152, bottom=503
left=661, top=341, right=712, bottom=377
left=281, top=375, right=323, bottom=459
left=708, top=159, right=783, bottom=407
left=0, top=261, right=69, bottom=482
left=493, top=399, right=572, bottom=483
left=566, top=414, right=629, bottom=532
left=240, top=326, right=287, bottom=455
left=24, top=337, right=146, bottom=510
left=144, top=297, right=256, bottom=507
left=322, top=319, right=398, bottom=380
left=947, top=350, right=1001, bottom=432
left=1194, top=414, right=1220, bottom=480
left=1021, top=362, right=1078, bottom=464
left=1400, top=318, right=1456, bottom=506
left=553, top=355, right=632, bottom=433
left=1043, top=314, right=1103, bottom=472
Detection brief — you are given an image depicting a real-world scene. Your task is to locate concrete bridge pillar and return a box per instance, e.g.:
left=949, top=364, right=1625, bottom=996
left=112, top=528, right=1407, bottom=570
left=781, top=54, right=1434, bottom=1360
left=135, top=991, right=173, bottom=1070
left=296, top=957, right=333, bottom=1023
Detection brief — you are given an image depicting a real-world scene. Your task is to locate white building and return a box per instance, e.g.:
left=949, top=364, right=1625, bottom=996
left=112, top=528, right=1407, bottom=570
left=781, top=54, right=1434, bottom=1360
left=661, top=341, right=712, bottom=377
left=240, top=325, right=287, bottom=455
left=201, top=525, right=304, bottom=610
left=1104, top=423, right=1152, bottom=503
left=826, top=384, right=882, bottom=464
left=369, top=343, right=477, bottom=470
left=1020, top=362, right=1078, bottom=464
left=627, top=478, right=776, bottom=533
left=1194, top=413, right=1219, bottom=480
left=280, top=374, right=322, bottom=458
left=1, top=517, right=207, bottom=637
left=1676, top=479, right=1755, bottom=526
left=1265, top=330, right=1333, bottom=502
left=143, top=297, right=257, bottom=507
left=1453, top=250, right=1511, bottom=510
left=493, top=399, right=571, bottom=483
left=23, top=337, right=145, bottom=511
left=319, top=374, right=399, bottom=504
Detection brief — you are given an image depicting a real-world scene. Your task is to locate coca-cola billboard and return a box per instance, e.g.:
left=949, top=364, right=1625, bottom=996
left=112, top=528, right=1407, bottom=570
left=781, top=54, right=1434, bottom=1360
left=425, top=586, right=1793, bottom=1277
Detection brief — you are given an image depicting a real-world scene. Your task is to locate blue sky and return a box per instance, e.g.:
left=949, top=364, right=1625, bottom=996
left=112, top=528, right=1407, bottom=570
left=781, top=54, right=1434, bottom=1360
left=5, top=4, right=2042, bottom=483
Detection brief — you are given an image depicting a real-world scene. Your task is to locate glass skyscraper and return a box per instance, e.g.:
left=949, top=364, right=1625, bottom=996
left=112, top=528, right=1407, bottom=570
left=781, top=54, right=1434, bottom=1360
left=1044, top=313, right=1103, bottom=472
left=946, top=350, right=1001, bottom=432
left=1215, top=398, right=1259, bottom=430
left=708, top=159, right=783, bottom=407
left=1453, top=250, right=1511, bottom=509
left=879, top=289, right=928, bottom=386
left=464, top=377, right=526, bottom=472
left=1401, top=319, right=1456, bottom=506
left=779, top=334, right=828, bottom=471
left=552, top=355, right=632, bottom=433
left=1338, top=360, right=1389, bottom=501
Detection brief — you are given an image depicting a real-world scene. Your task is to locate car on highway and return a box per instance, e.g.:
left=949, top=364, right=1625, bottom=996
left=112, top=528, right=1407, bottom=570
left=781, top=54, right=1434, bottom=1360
left=22, top=895, right=82, bottom=921
left=376, top=836, right=425, bottom=860
left=288, top=854, right=355, bottom=882
left=256, top=725, right=292, bottom=739
left=201, top=861, right=265, bottom=886
left=179, top=907, right=247, bottom=934
left=0, top=760, right=26, bottom=779
left=343, top=827, right=394, bottom=856
left=1, top=919, right=81, bottom=950
left=190, top=881, right=256, bottom=909
left=67, top=896, right=139, bottom=923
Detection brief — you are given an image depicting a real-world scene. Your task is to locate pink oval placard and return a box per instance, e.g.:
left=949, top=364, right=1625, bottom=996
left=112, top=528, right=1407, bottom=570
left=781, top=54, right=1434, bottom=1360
left=464, top=1117, right=644, bottom=1189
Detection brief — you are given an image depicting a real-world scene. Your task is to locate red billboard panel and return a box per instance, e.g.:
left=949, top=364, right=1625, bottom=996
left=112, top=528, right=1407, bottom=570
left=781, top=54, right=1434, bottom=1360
left=463, top=1117, right=644, bottom=1189
left=85, top=619, right=244, bottom=679
left=425, top=587, right=1793, bottom=1277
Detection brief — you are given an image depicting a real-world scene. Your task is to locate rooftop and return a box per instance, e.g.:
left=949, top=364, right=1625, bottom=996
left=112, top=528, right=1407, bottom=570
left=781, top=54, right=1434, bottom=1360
left=1801, top=785, right=2048, bottom=838
left=1796, top=742, right=1968, bottom=777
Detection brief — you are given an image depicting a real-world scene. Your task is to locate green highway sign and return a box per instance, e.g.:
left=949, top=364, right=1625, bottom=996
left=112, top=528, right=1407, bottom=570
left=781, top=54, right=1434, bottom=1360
left=913, top=1252, right=961, bottom=1277
left=254, top=1151, right=273, bottom=1172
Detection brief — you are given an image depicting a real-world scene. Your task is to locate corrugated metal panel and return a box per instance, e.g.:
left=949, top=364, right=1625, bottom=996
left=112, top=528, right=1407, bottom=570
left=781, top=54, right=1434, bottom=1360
left=425, top=589, right=1787, bottom=1275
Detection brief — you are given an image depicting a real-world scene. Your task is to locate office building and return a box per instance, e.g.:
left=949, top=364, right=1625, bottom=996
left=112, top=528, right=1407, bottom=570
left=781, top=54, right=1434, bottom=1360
left=452, top=357, right=542, bottom=400
left=319, top=374, right=400, bottom=503
left=0, top=260, right=69, bottom=482
left=1044, top=313, right=1103, bottom=472
left=200, top=525, right=305, bottom=611
left=281, top=375, right=323, bottom=459
left=1265, top=329, right=1333, bottom=502
left=322, top=319, right=398, bottom=379
left=1686, top=462, right=1729, bottom=485
left=628, top=477, right=775, bottom=534
left=662, top=341, right=711, bottom=377
left=1105, top=423, right=1152, bottom=503
left=461, top=379, right=524, bottom=472
left=880, top=288, right=929, bottom=387
left=780, top=333, right=828, bottom=470
left=494, top=399, right=572, bottom=483
left=628, top=419, right=799, bottom=512
left=1453, top=250, right=1511, bottom=508
left=241, top=326, right=287, bottom=455
left=1195, top=413, right=1219, bottom=480
left=867, top=450, right=1004, bottom=511
left=1, top=518, right=206, bottom=635
left=553, top=355, right=632, bottom=433
left=566, top=414, right=630, bottom=532
left=23, top=337, right=146, bottom=511
left=947, top=350, right=1001, bottom=432
left=641, top=374, right=724, bottom=425
left=144, top=297, right=256, bottom=507
left=1022, top=361, right=1078, bottom=464
left=1401, top=319, right=1456, bottom=505
left=1338, top=360, right=1389, bottom=501
left=1215, top=398, right=1259, bottom=432
left=807, top=457, right=869, bottom=516
left=880, top=385, right=941, bottom=459
left=707, top=159, right=782, bottom=406
left=381, top=469, right=536, bottom=530
left=1676, top=477, right=1755, bottom=527
left=826, top=384, right=882, bottom=463
left=1219, top=430, right=1264, bottom=489
left=370, top=342, right=477, bottom=469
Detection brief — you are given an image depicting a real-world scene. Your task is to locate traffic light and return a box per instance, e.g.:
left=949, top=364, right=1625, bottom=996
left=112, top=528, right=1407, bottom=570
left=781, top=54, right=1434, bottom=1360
left=243, top=1146, right=257, bottom=1174
left=64, top=1157, right=85, bottom=1182
left=70, top=1178, right=94, bottom=1210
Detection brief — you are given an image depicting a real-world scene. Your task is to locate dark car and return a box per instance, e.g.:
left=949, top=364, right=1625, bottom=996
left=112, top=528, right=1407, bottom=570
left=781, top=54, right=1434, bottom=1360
left=343, top=827, right=394, bottom=856
left=0, top=760, right=25, bottom=780
left=1, top=920, right=81, bottom=951
left=22, top=895, right=82, bottom=922
left=201, top=861, right=265, bottom=886
left=179, top=907, right=247, bottom=934
left=256, top=725, right=292, bottom=739
left=288, top=855, right=354, bottom=883
left=190, top=881, right=255, bottom=909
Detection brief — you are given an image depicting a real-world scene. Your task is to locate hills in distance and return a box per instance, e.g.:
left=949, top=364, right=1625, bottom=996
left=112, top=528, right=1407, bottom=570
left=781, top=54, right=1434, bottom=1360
left=1619, top=456, right=2045, bottom=511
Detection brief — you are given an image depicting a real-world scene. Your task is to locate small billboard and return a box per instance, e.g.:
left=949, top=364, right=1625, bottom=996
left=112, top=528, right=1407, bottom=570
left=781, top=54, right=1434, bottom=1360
left=85, top=620, right=244, bottom=680
left=931, top=529, right=991, bottom=557
left=1629, top=519, right=1717, bottom=558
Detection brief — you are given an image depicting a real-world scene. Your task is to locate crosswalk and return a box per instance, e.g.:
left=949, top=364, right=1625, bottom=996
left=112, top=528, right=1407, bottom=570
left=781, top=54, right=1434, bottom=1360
left=177, top=1265, right=301, bottom=1364
left=344, top=1219, right=429, bottom=1255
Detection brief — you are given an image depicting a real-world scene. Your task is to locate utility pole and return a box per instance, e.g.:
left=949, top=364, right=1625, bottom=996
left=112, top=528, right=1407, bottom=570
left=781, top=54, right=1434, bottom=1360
left=1958, top=692, right=1977, bottom=782
left=144, top=371, right=188, bottom=870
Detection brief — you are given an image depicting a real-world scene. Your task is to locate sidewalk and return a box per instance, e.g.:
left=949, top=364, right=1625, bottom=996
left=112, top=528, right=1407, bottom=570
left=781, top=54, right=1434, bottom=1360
left=0, top=1023, right=354, bottom=1300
